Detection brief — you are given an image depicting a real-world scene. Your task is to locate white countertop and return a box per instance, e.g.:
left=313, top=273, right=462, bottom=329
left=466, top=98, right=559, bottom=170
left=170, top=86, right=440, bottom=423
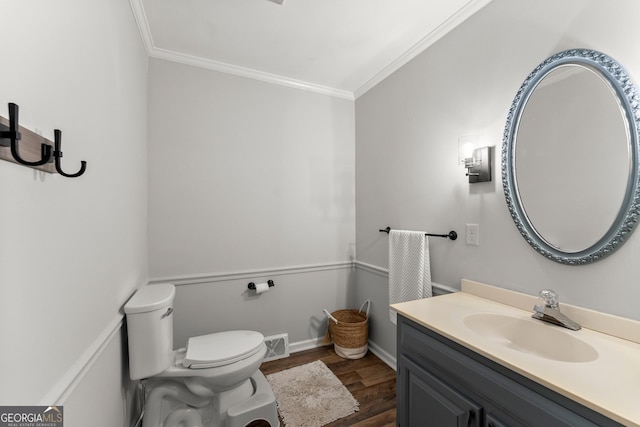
left=391, top=280, right=640, bottom=427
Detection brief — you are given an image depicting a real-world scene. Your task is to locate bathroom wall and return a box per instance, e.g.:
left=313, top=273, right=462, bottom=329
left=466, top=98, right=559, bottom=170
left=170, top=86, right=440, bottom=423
left=355, top=0, right=640, bottom=358
left=147, top=58, right=356, bottom=347
left=4, top=2, right=633, bottom=423
left=0, top=1, right=148, bottom=425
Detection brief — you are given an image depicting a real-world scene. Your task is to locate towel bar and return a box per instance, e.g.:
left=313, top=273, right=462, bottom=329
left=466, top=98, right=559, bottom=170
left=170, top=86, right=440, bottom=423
left=379, top=226, right=457, bottom=241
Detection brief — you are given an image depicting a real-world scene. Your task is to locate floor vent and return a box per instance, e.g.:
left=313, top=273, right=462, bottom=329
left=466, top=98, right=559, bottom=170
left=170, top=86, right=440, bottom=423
left=263, top=333, right=290, bottom=362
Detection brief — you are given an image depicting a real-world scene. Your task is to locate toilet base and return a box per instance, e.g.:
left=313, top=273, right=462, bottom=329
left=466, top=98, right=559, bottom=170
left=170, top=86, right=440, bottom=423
left=142, top=371, right=279, bottom=427
left=226, top=371, right=279, bottom=427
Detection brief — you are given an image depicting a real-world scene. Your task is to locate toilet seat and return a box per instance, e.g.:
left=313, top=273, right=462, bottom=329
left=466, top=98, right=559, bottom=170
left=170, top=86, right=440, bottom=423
left=183, top=330, right=265, bottom=369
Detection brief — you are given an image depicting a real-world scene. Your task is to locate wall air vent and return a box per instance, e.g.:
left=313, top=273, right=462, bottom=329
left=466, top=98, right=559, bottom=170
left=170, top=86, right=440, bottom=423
left=263, top=333, right=290, bottom=361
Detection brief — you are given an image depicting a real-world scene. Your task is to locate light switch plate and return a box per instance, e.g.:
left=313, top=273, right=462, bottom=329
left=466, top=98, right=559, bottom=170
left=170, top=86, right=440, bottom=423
left=466, top=224, right=479, bottom=246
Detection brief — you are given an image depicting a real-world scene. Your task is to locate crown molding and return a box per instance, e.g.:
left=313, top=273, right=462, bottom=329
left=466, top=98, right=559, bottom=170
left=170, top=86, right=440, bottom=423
left=129, top=0, right=154, bottom=54
left=129, top=0, right=353, bottom=99
left=129, top=0, right=492, bottom=101
left=353, top=0, right=494, bottom=98
left=149, top=47, right=355, bottom=100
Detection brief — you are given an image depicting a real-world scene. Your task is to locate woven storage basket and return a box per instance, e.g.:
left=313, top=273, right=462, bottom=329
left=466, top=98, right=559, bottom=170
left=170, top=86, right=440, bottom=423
left=324, top=300, right=370, bottom=359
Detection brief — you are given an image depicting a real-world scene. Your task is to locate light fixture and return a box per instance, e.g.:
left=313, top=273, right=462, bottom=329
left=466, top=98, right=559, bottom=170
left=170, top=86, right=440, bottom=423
left=458, top=136, right=477, bottom=166
left=458, top=136, right=492, bottom=184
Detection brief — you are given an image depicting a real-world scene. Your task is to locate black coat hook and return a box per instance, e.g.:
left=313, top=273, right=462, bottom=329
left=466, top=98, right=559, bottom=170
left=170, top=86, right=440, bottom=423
left=1, top=103, right=52, bottom=167
left=53, top=129, right=86, bottom=178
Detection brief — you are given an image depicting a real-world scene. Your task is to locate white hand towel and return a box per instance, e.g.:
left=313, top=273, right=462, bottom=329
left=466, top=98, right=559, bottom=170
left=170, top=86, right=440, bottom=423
left=388, top=230, right=432, bottom=324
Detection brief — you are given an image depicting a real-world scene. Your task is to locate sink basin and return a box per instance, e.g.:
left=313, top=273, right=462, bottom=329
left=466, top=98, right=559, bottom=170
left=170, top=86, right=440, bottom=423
left=463, top=313, right=598, bottom=363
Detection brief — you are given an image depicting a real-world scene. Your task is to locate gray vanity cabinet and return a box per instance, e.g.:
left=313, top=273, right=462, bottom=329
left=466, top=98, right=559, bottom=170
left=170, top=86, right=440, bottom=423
left=400, top=354, right=481, bottom=426
left=397, top=315, right=622, bottom=427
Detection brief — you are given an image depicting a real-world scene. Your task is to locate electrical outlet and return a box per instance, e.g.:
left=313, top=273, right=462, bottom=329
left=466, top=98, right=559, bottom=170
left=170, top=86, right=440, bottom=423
left=466, top=224, right=479, bottom=246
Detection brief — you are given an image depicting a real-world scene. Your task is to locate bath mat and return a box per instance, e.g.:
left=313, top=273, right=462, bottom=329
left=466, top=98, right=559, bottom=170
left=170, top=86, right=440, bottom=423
left=265, top=360, right=359, bottom=427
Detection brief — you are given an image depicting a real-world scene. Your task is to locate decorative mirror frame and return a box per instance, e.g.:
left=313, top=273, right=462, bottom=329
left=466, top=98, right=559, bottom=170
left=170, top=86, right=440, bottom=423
left=502, top=49, right=640, bottom=265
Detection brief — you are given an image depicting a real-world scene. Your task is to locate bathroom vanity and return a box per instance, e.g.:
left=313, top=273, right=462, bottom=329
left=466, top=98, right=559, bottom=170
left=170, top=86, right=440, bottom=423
left=392, top=280, right=640, bottom=427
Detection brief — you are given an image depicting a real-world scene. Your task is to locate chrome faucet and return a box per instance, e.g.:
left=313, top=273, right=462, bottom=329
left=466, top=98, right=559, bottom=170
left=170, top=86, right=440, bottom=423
left=532, top=289, right=581, bottom=331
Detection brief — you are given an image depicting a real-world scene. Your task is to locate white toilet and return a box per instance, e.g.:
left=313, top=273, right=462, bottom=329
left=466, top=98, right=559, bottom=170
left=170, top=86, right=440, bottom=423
left=124, top=283, right=279, bottom=427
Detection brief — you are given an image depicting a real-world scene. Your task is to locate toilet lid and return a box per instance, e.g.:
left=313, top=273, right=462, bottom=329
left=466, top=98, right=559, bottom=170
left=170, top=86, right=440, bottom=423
left=183, top=330, right=264, bottom=369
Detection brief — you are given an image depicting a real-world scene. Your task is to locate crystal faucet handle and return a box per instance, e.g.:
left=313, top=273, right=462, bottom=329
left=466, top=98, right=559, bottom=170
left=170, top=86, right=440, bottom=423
left=538, top=289, right=559, bottom=308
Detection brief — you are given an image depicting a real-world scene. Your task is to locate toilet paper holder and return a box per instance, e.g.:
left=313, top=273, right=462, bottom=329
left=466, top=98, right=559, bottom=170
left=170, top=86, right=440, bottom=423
left=248, top=280, right=275, bottom=290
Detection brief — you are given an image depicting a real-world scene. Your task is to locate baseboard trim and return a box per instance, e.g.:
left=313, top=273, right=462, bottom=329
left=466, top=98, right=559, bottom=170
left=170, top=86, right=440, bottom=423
left=40, top=314, right=124, bottom=405
left=150, top=261, right=354, bottom=286
left=288, top=336, right=397, bottom=371
left=288, top=336, right=332, bottom=354
left=367, top=340, right=397, bottom=371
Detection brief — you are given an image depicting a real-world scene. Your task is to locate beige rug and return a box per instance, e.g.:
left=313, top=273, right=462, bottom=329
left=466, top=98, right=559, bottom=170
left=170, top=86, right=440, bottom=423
left=265, top=360, right=359, bottom=427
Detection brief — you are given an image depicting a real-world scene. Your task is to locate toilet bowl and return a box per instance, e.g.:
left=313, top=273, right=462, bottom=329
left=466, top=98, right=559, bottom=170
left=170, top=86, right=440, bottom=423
left=124, top=284, right=279, bottom=427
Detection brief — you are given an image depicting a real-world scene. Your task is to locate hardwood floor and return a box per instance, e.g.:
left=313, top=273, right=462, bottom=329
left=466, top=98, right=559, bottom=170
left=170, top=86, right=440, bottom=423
left=256, top=345, right=397, bottom=427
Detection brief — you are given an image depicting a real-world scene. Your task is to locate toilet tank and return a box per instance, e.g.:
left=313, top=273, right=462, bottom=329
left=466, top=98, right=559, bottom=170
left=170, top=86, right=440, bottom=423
left=124, top=284, right=176, bottom=380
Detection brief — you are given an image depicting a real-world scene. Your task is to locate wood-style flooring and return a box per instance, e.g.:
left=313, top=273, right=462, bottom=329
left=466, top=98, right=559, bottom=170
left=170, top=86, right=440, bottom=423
left=254, top=345, right=397, bottom=427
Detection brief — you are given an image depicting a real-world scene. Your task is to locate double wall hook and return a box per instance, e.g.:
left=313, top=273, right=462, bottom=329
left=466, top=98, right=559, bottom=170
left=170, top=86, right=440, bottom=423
left=53, top=129, right=86, bottom=178
left=0, top=103, right=52, bottom=166
left=0, top=102, right=87, bottom=178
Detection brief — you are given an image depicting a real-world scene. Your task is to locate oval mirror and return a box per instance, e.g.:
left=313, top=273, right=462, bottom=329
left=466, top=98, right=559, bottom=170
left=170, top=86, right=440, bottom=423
left=502, top=49, right=640, bottom=264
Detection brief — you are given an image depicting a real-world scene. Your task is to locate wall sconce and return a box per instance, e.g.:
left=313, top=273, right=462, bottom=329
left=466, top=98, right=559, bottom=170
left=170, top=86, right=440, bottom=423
left=458, top=136, right=491, bottom=184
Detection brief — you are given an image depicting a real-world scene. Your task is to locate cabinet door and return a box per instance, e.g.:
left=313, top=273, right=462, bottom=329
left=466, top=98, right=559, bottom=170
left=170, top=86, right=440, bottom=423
left=398, top=316, right=622, bottom=427
left=485, top=414, right=508, bottom=427
left=399, top=355, right=482, bottom=427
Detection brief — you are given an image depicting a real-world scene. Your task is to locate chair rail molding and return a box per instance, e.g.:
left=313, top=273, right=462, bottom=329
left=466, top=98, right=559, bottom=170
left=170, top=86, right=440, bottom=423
left=149, top=261, right=355, bottom=286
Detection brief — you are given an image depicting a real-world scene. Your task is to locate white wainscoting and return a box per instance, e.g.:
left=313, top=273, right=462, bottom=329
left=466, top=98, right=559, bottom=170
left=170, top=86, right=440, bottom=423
left=354, top=260, right=459, bottom=295
left=38, top=314, right=136, bottom=427
left=158, top=262, right=355, bottom=349
left=46, top=260, right=454, bottom=424
left=40, top=314, right=125, bottom=406
left=148, top=261, right=354, bottom=286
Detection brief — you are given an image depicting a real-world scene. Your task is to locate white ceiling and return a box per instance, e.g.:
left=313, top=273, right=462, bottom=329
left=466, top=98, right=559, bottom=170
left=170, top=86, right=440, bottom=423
left=131, top=0, right=493, bottom=99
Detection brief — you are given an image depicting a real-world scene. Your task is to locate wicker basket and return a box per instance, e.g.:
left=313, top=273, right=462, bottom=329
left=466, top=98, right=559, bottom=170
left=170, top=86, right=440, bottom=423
left=323, top=300, right=370, bottom=359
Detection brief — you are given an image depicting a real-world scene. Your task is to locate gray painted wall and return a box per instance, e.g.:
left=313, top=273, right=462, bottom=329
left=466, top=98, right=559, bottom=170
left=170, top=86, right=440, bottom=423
left=355, top=0, right=640, bottom=357
left=5, top=0, right=640, bottom=423
left=171, top=267, right=355, bottom=349
left=0, top=0, right=148, bottom=413
left=147, top=58, right=356, bottom=348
